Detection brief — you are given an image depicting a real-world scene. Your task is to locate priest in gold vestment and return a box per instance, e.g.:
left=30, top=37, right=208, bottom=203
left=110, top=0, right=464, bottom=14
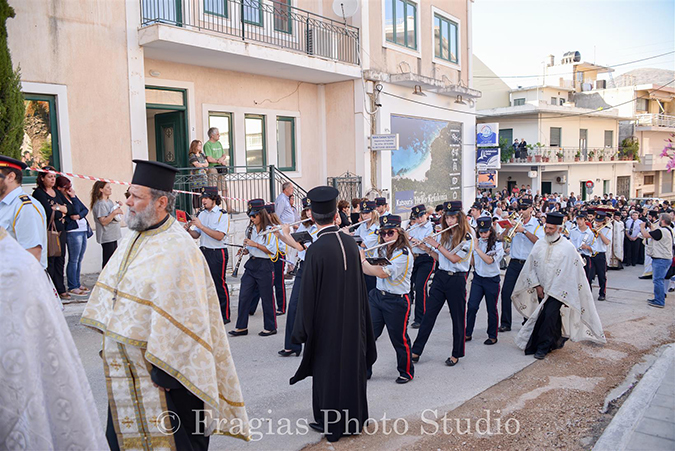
left=81, top=160, right=250, bottom=450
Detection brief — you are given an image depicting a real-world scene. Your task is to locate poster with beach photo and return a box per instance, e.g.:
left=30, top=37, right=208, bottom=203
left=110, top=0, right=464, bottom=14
left=391, top=114, right=463, bottom=212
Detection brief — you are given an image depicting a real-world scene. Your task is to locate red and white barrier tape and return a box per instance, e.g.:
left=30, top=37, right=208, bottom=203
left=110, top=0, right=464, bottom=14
left=29, top=167, right=248, bottom=201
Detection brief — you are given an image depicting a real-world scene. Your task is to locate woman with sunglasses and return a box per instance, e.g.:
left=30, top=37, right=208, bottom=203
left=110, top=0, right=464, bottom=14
left=360, top=215, right=414, bottom=384
left=229, top=199, right=280, bottom=337
left=411, top=201, right=474, bottom=367
left=33, top=166, right=73, bottom=300
left=353, top=200, right=380, bottom=294
left=406, top=204, right=436, bottom=329
left=465, top=217, right=504, bottom=346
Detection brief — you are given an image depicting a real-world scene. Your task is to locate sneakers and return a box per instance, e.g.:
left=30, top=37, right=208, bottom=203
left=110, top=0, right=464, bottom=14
left=647, top=300, right=665, bottom=309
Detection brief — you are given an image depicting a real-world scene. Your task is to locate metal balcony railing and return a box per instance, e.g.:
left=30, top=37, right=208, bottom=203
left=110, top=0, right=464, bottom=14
left=636, top=114, right=675, bottom=128
left=141, top=0, right=360, bottom=65
left=502, top=146, right=637, bottom=164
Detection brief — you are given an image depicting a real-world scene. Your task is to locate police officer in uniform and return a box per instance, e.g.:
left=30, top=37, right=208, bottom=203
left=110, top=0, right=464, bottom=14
left=360, top=215, right=414, bottom=384
left=0, top=156, right=47, bottom=267
left=407, top=204, right=435, bottom=328
left=589, top=211, right=612, bottom=301
left=499, top=198, right=544, bottom=332
left=185, top=186, right=231, bottom=324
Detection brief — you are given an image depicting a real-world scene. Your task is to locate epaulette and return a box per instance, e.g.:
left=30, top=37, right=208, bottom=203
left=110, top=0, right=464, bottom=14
left=465, top=233, right=472, bottom=240
left=401, top=247, right=409, bottom=255
left=18, top=194, right=32, bottom=204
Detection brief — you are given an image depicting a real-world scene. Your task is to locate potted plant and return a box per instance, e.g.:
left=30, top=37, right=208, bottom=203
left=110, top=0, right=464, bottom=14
left=588, top=150, right=596, bottom=161
left=574, top=150, right=581, bottom=162
left=556, top=151, right=564, bottom=162
left=499, top=137, right=514, bottom=164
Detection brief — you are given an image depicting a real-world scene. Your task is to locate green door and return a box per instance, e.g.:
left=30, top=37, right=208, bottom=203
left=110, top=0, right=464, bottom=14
left=155, top=111, right=186, bottom=168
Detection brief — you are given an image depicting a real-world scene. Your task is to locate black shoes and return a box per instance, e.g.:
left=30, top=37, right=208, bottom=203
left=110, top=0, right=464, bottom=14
left=259, top=330, right=277, bottom=336
left=484, top=338, right=498, bottom=345
left=228, top=329, right=248, bottom=336
left=598, top=295, right=606, bottom=301
left=445, top=357, right=459, bottom=366
left=395, top=376, right=412, bottom=384
left=534, top=351, right=546, bottom=360
left=498, top=326, right=511, bottom=332
left=276, top=310, right=286, bottom=316
left=411, top=322, right=421, bottom=329
left=223, top=319, right=231, bottom=325
left=308, top=422, right=324, bottom=433
left=278, top=349, right=301, bottom=357
left=465, top=336, right=472, bottom=342
left=639, top=275, right=652, bottom=280
left=411, top=354, right=420, bottom=363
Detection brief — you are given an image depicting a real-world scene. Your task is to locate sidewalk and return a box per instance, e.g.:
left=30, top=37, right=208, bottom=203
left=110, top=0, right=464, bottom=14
left=594, top=344, right=675, bottom=451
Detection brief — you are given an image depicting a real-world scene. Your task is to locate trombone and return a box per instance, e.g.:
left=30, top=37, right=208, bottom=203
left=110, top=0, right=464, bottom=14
left=504, top=212, right=523, bottom=243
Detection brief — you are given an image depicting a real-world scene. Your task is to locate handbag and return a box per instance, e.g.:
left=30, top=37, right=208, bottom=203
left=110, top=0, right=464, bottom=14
left=48, top=210, right=62, bottom=257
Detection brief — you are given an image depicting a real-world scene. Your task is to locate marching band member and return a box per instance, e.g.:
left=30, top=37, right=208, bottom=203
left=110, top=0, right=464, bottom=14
left=589, top=211, right=612, bottom=301
left=360, top=215, right=414, bottom=384
left=569, top=211, right=594, bottom=282
left=411, top=201, right=474, bottom=367
left=499, top=198, right=544, bottom=332
left=465, top=217, right=504, bottom=345
left=407, top=204, right=436, bottom=329
left=229, top=199, right=280, bottom=337
left=354, top=200, right=380, bottom=293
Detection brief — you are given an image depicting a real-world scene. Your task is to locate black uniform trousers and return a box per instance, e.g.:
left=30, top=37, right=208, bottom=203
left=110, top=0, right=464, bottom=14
left=500, top=259, right=526, bottom=329
left=412, top=271, right=467, bottom=359
left=581, top=254, right=592, bottom=281
left=623, top=236, right=640, bottom=266
left=589, top=252, right=607, bottom=297
left=368, top=290, right=414, bottom=379
left=410, top=254, right=436, bottom=324
left=364, top=274, right=377, bottom=294
left=236, top=257, right=277, bottom=331
left=201, top=247, right=230, bottom=323
left=47, top=232, right=67, bottom=294
left=466, top=274, right=501, bottom=340
left=283, top=261, right=304, bottom=353
left=249, top=253, right=287, bottom=314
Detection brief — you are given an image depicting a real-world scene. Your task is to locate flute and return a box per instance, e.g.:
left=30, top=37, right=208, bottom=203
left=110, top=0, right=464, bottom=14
left=348, top=219, right=369, bottom=230
left=365, top=224, right=458, bottom=253
left=260, top=218, right=312, bottom=235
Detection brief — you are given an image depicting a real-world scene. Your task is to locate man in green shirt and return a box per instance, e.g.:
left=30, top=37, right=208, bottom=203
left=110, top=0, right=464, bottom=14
left=204, top=127, right=232, bottom=212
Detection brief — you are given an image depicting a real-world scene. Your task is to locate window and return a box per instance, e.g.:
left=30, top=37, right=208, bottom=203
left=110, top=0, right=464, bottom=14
left=21, top=95, right=61, bottom=180
left=550, top=127, right=561, bottom=147
left=644, top=175, right=655, bottom=185
left=559, top=98, right=565, bottom=106
left=208, top=112, right=234, bottom=166
left=603, top=180, right=610, bottom=195
left=385, top=0, right=417, bottom=50
left=636, top=98, right=649, bottom=112
left=276, top=117, right=295, bottom=171
left=204, top=0, right=227, bottom=17
left=513, top=98, right=525, bottom=106
left=434, top=13, right=458, bottom=64
left=245, top=115, right=266, bottom=169
left=243, top=0, right=262, bottom=26
left=551, top=97, right=557, bottom=105
left=273, top=0, right=291, bottom=33
left=663, top=172, right=673, bottom=194
left=604, top=130, right=614, bottom=148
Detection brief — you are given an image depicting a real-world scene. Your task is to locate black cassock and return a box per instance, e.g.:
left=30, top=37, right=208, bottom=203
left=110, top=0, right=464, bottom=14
left=290, top=225, right=377, bottom=442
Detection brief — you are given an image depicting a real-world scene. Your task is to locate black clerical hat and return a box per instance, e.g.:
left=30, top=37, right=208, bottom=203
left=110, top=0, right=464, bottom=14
left=380, top=215, right=401, bottom=229
left=200, top=186, right=219, bottom=198
left=248, top=198, right=265, bottom=215
left=131, top=160, right=178, bottom=192
left=302, top=197, right=311, bottom=209
left=0, top=155, right=27, bottom=171
left=307, top=186, right=339, bottom=215
left=410, top=204, right=426, bottom=218
left=546, top=212, right=564, bottom=225
left=477, top=216, right=492, bottom=232
left=375, top=197, right=387, bottom=206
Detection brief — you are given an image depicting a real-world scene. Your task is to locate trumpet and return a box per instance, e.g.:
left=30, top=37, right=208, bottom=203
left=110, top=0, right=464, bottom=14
left=591, top=221, right=609, bottom=237
left=504, top=213, right=523, bottom=243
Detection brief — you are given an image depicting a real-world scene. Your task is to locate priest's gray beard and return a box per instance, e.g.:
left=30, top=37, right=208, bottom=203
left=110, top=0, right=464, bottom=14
left=126, top=202, right=156, bottom=231
left=545, top=231, right=561, bottom=243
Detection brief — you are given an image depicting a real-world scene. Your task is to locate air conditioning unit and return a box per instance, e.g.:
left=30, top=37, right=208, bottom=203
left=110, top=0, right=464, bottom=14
left=556, top=176, right=567, bottom=184
left=306, top=28, right=338, bottom=60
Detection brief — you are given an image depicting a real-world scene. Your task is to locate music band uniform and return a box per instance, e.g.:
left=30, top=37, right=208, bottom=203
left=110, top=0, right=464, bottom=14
left=407, top=204, right=436, bottom=327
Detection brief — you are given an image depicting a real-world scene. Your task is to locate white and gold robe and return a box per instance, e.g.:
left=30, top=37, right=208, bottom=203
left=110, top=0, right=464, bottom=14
left=512, top=235, right=606, bottom=349
left=81, top=216, right=250, bottom=449
left=0, top=228, right=108, bottom=450
left=608, top=219, right=624, bottom=268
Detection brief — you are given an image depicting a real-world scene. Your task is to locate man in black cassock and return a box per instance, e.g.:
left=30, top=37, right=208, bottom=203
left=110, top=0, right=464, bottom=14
left=290, top=186, right=377, bottom=443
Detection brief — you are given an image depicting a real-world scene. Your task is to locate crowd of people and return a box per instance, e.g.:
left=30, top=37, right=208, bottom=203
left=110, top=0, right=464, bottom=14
left=0, top=151, right=671, bottom=448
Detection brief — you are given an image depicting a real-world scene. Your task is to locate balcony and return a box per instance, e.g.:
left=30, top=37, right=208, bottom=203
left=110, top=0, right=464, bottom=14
left=501, top=146, right=637, bottom=165
left=636, top=114, right=675, bottom=131
left=139, top=0, right=361, bottom=83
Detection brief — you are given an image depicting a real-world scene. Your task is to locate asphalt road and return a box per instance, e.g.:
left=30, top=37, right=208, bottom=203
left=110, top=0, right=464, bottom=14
left=65, top=264, right=658, bottom=450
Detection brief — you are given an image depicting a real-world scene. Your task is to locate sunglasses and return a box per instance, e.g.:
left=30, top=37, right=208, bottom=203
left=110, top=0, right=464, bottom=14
left=380, top=230, right=397, bottom=237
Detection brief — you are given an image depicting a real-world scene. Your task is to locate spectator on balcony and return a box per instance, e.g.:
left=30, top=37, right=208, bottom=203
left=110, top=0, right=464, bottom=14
left=519, top=139, right=528, bottom=160
left=189, top=139, right=208, bottom=209
left=512, top=139, right=520, bottom=159
left=204, top=127, right=231, bottom=212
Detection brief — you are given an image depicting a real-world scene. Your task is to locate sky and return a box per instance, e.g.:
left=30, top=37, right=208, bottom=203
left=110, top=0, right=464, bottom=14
left=472, top=0, right=675, bottom=89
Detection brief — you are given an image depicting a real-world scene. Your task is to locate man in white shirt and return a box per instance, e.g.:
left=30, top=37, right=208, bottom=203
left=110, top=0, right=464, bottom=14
left=624, top=213, right=642, bottom=267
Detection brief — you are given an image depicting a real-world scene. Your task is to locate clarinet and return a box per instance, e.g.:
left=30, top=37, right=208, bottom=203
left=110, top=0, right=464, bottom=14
left=232, top=221, right=253, bottom=277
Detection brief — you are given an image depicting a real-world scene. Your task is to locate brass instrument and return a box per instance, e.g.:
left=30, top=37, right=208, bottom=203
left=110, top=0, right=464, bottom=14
left=504, top=212, right=523, bottom=243
left=591, top=221, right=610, bottom=237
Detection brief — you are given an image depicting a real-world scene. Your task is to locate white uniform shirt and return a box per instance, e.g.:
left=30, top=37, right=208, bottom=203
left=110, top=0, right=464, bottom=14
left=247, top=225, right=278, bottom=259
left=591, top=226, right=612, bottom=254
left=473, top=239, right=504, bottom=278
left=436, top=233, right=474, bottom=273
left=355, top=221, right=380, bottom=257
left=376, top=247, right=413, bottom=294
left=569, top=226, right=594, bottom=257
left=194, top=206, right=229, bottom=249
left=0, top=186, right=47, bottom=268
left=510, top=216, right=544, bottom=260
left=408, top=220, right=433, bottom=255
left=296, top=223, right=319, bottom=261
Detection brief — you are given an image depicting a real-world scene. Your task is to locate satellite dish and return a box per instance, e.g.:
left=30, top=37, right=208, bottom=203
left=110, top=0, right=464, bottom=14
left=332, top=0, right=359, bottom=19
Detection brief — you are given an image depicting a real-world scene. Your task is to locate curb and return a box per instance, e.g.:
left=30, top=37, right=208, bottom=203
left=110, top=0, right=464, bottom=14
left=593, top=343, right=675, bottom=451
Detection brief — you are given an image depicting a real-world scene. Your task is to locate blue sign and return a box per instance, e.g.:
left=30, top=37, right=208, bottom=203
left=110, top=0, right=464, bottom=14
left=476, top=123, right=499, bottom=147
left=394, top=190, right=415, bottom=214
left=477, top=147, right=500, bottom=169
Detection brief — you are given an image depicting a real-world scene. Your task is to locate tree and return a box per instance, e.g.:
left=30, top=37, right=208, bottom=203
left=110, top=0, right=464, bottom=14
left=0, top=0, right=24, bottom=160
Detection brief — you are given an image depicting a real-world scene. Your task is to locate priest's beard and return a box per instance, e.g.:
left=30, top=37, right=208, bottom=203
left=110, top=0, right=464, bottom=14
left=126, top=202, right=157, bottom=231
left=545, top=231, right=561, bottom=243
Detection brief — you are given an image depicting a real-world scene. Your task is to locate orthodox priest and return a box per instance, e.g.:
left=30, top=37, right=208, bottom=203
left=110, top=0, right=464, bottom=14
left=608, top=211, right=625, bottom=269
left=0, top=228, right=107, bottom=450
left=290, top=186, right=377, bottom=443
left=513, top=212, right=606, bottom=360
left=81, top=160, right=250, bottom=450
